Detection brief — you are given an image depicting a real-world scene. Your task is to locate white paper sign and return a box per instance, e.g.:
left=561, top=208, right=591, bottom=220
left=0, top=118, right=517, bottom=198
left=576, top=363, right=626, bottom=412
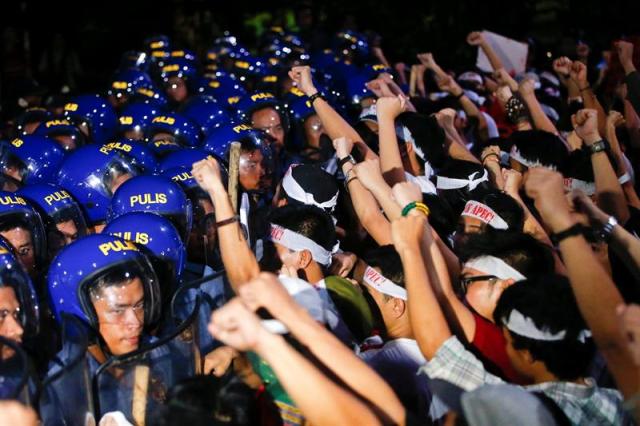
left=475, top=30, right=529, bottom=75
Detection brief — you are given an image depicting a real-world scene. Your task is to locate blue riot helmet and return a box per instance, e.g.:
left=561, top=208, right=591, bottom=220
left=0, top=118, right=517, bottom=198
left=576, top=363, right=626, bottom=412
left=57, top=145, right=141, bottom=227
left=195, top=73, right=247, bottom=106
left=0, top=239, right=40, bottom=341
left=117, top=102, right=161, bottom=141
left=47, top=234, right=162, bottom=352
left=346, top=73, right=376, bottom=107
left=363, top=63, right=393, bottom=80
left=235, top=92, right=290, bottom=133
left=0, top=192, right=46, bottom=277
left=145, top=35, right=170, bottom=53
left=158, top=148, right=211, bottom=174
left=129, top=87, right=169, bottom=109
left=14, top=107, right=51, bottom=136
left=107, top=175, right=193, bottom=243
left=107, top=69, right=154, bottom=109
left=104, top=212, right=185, bottom=302
left=119, top=50, right=150, bottom=73
left=288, top=97, right=328, bottom=154
left=99, top=140, right=159, bottom=174
left=18, top=183, right=88, bottom=260
left=334, top=30, right=371, bottom=64
left=168, top=49, right=197, bottom=63
left=144, top=113, right=202, bottom=148
left=33, top=117, right=88, bottom=151
left=179, top=95, right=232, bottom=136
left=202, top=122, right=254, bottom=158
left=160, top=59, right=199, bottom=105
left=63, top=95, right=118, bottom=145
left=0, top=136, right=65, bottom=186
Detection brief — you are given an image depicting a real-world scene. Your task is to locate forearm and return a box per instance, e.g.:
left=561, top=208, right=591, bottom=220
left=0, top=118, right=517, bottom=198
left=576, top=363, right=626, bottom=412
left=580, top=88, right=607, bottom=137
left=276, top=303, right=404, bottom=424
left=460, top=98, right=489, bottom=141
left=591, top=151, right=630, bottom=223
left=346, top=178, right=393, bottom=246
left=378, top=116, right=407, bottom=185
left=479, top=41, right=504, bottom=71
left=625, top=70, right=640, bottom=116
left=256, top=332, right=383, bottom=426
left=609, top=224, right=640, bottom=282
left=313, top=98, right=363, bottom=143
left=208, top=184, right=260, bottom=288
left=484, top=162, right=505, bottom=190
left=522, top=93, right=558, bottom=134
left=368, top=183, right=402, bottom=221
left=557, top=229, right=639, bottom=396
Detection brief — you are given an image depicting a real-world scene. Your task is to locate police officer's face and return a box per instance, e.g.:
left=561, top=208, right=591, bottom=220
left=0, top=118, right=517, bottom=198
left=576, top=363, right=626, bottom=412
left=48, top=220, right=80, bottom=259
left=92, top=278, right=145, bottom=356
left=0, top=227, right=35, bottom=276
left=52, top=135, right=77, bottom=151
left=239, top=149, right=266, bottom=191
left=166, top=77, right=188, bottom=103
left=0, top=287, right=23, bottom=360
left=303, top=114, right=324, bottom=149
left=252, top=108, right=285, bottom=149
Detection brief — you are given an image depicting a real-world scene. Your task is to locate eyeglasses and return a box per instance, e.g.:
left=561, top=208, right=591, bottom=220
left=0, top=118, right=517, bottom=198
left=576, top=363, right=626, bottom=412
left=459, top=275, right=498, bottom=293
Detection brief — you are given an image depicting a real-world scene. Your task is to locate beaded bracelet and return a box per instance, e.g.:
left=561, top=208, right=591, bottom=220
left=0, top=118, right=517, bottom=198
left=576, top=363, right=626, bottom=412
left=401, top=201, right=430, bottom=217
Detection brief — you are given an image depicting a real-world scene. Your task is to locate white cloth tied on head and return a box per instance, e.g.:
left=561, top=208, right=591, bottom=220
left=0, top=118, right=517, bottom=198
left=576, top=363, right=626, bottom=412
left=362, top=266, right=407, bottom=300
left=461, top=200, right=509, bottom=230
left=503, top=309, right=592, bottom=343
left=509, top=145, right=558, bottom=171
left=464, top=255, right=526, bottom=282
left=563, top=178, right=596, bottom=196
left=436, top=169, right=489, bottom=191
left=269, top=223, right=333, bottom=266
left=282, top=165, right=338, bottom=211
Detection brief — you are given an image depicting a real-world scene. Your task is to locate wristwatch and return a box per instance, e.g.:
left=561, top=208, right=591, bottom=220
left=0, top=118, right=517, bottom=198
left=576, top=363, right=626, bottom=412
left=599, top=216, right=618, bottom=242
left=338, top=155, right=356, bottom=168
left=588, top=140, right=607, bottom=155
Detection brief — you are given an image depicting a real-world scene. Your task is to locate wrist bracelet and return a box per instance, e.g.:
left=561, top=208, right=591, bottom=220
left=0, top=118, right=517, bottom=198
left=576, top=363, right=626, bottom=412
left=482, top=152, right=500, bottom=163
left=454, top=91, right=465, bottom=100
left=599, top=216, right=618, bottom=242
left=214, top=215, right=239, bottom=229
left=401, top=201, right=430, bottom=217
left=550, top=223, right=585, bottom=245
left=308, top=92, right=325, bottom=105
left=338, top=155, right=356, bottom=168
left=588, top=140, right=607, bottom=155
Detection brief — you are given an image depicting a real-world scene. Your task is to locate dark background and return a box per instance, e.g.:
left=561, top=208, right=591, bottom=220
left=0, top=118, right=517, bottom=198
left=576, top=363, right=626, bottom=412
left=2, top=0, right=639, bottom=98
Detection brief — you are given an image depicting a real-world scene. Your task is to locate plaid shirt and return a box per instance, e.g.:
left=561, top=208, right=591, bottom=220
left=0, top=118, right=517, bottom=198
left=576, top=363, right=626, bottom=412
left=419, top=336, right=628, bottom=425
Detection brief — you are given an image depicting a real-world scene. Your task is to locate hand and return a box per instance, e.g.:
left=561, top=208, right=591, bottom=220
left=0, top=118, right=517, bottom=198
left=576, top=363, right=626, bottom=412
left=416, top=52, right=437, bottom=69
left=615, top=40, right=635, bottom=69
left=617, top=304, right=640, bottom=366
left=502, top=168, right=523, bottom=195
left=524, top=168, right=574, bottom=232
left=333, top=137, right=354, bottom=159
left=0, top=401, right=38, bottom=426
left=378, top=72, right=395, bottom=86
left=353, top=159, right=387, bottom=191
left=571, top=109, right=601, bottom=145
left=330, top=252, right=358, bottom=277
left=208, top=298, right=267, bottom=352
left=481, top=145, right=501, bottom=165
left=606, top=110, right=626, bottom=129
left=391, top=181, right=422, bottom=207
left=394, top=62, right=407, bottom=74
left=466, top=31, right=486, bottom=47
left=237, top=272, right=295, bottom=314
left=569, top=61, right=588, bottom=87
left=376, top=95, right=407, bottom=121
left=437, top=75, right=463, bottom=96
left=570, top=189, right=609, bottom=226
left=518, top=77, right=536, bottom=98
left=288, top=65, right=317, bottom=97
left=391, top=215, right=426, bottom=253
left=434, top=107, right=456, bottom=130
left=495, top=85, right=514, bottom=105
left=552, top=57, right=573, bottom=77
left=203, top=346, right=238, bottom=377
left=192, top=156, right=224, bottom=194
left=493, top=68, right=518, bottom=92
left=366, top=78, right=394, bottom=98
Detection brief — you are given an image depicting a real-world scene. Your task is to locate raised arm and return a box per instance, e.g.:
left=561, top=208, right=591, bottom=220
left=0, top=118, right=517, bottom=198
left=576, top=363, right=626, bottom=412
left=237, top=273, right=405, bottom=425
left=210, top=297, right=384, bottom=426
left=192, top=157, right=260, bottom=289
left=570, top=61, right=607, bottom=137
left=616, top=41, right=640, bottom=117
left=524, top=168, right=640, bottom=397
left=376, top=96, right=409, bottom=186
left=467, top=31, right=504, bottom=71
left=519, top=77, right=559, bottom=135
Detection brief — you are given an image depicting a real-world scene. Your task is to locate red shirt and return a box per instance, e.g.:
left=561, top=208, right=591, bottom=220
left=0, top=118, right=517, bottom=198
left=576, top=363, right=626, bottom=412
left=471, top=312, right=528, bottom=385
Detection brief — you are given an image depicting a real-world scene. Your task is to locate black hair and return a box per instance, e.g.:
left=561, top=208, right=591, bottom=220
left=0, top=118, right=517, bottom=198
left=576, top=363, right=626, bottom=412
left=362, top=245, right=404, bottom=289
left=89, top=263, right=145, bottom=302
left=0, top=215, right=32, bottom=234
left=493, top=275, right=594, bottom=381
left=280, top=164, right=339, bottom=214
left=465, top=188, right=525, bottom=232
left=268, top=204, right=336, bottom=252
left=458, top=231, right=555, bottom=281
left=353, top=120, right=379, bottom=155
left=508, top=130, right=569, bottom=170
left=397, top=112, right=447, bottom=169
left=422, top=193, right=456, bottom=241
left=561, top=143, right=618, bottom=182
left=150, top=374, right=259, bottom=426
left=436, top=159, right=492, bottom=215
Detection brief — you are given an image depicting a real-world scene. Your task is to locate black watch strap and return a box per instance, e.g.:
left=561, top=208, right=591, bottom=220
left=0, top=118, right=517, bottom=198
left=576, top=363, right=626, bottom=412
left=338, top=155, right=355, bottom=168
left=308, top=92, right=325, bottom=105
left=589, top=140, right=607, bottom=155
left=550, top=223, right=585, bottom=246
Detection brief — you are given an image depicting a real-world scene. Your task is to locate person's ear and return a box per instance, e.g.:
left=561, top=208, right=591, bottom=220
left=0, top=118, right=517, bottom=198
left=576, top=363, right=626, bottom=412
left=405, top=141, right=414, bottom=154
left=297, top=249, right=313, bottom=270
left=391, top=298, right=406, bottom=318
left=502, top=278, right=516, bottom=289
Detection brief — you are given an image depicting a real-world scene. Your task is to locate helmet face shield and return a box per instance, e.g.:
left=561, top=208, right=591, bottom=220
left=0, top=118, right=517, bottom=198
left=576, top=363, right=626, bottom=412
left=0, top=200, right=46, bottom=276
left=92, top=156, right=141, bottom=198
left=0, top=146, right=28, bottom=184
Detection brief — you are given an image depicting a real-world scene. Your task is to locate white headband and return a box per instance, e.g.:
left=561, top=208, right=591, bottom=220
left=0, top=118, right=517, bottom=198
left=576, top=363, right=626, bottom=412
left=464, top=255, right=526, bottom=282
left=405, top=172, right=437, bottom=195
left=563, top=178, right=595, bottom=196
left=436, top=169, right=489, bottom=191
left=269, top=224, right=332, bottom=266
left=503, top=309, right=592, bottom=343
left=461, top=200, right=509, bottom=230
left=282, top=165, right=338, bottom=211
left=363, top=266, right=407, bottom=300
left=509, top=146, right=557, bottom=171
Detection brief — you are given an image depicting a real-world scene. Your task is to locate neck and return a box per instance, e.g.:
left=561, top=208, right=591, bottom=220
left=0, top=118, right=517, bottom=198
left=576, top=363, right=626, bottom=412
left=302, top=261, right=324, bottom=284
left=385, top=316, right=413, bottom=340
left=531, top=367, right=560, bottom=384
